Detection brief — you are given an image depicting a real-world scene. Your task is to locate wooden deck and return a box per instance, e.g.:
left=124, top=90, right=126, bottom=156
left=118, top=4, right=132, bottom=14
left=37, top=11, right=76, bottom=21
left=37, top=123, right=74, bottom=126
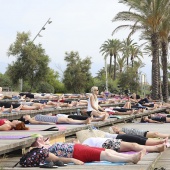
left=1, top=122, right=170, bottom=169
left=0, top=107, right=169, bottom=169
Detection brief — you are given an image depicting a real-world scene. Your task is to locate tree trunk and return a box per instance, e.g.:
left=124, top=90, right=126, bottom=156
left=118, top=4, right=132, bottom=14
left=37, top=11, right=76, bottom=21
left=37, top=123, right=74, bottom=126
left=158, top=55, right=162, bottom=100
left=151, top=33, right=159, bottom=100
left=113, top=54, right=116, bottom=80
left=109, top=55, right=112, bottom=76
left=127, top=56, right=129, bottom=67
left=161, top=41, right=169, bottom=102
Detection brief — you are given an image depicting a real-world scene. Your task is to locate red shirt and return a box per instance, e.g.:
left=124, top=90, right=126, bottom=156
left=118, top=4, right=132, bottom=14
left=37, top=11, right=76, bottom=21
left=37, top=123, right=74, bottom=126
left=0, top=119, right=7, bottom=126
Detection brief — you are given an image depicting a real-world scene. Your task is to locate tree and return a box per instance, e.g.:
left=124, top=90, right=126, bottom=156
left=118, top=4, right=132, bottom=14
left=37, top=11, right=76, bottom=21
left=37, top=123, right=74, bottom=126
left=100, top=39, right=122, bottom=79
left=118, top=68, right=140, bottom=94
left=7, top=32, right=50, bottom=91
left=112, top=0, right=170, bottom=100
left=0, top=73, right=12, bottom=88
left=129, top=44, right=143, bottom=68
left=159, top=18, right=170, bottom=102
left=121, top=38, right=137, bottom=67
left=63, top=51, right=93, bottom=93
left=43, top=68, right=65, bottom=93
left=116, top=55, right=126, bottom=74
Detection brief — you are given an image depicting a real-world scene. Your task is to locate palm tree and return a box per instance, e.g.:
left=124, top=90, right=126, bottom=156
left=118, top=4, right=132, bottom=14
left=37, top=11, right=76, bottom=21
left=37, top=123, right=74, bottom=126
left=116, top=55, right=126, bottom=74
left=100, top=39, right=122, bottom=80
left=121, top=38, right=137, bottom=67
left=159, top=19, right=170, bottom=102
left=112, top=0, right=170, bottom=100
left=129, top=44, right=143, bottom=68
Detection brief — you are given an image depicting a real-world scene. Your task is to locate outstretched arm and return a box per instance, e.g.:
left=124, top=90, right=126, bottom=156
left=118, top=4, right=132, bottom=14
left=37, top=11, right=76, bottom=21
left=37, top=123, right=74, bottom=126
left=148, top=119, right=163, bottom=123
left=46, top=152, right=84, bottom=165
left=0, top=124, right=12, bottom=131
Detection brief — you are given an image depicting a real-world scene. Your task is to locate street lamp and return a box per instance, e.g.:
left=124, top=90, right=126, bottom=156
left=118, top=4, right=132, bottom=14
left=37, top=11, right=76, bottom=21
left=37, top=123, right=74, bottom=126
left=32, top=18, right=52, bottom=42
left=20, top=18, right=52, bottom=91
left=104, top=56, right=108, bottom=92
left=141, top=73, right=146, bottom=97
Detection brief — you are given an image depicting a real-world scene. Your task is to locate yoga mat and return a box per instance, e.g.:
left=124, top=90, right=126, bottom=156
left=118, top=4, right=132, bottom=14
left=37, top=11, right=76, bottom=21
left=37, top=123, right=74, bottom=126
left=69, top=161, right=125, bottom=166
left=121, top=151, right=148, bottom=154
left=109, top=115, right=122, bottom=119
left=0, top=135, right=30, bottom=139
left=85, top=161, right=125, bottom=165
left=56, top=125, right=67, bottom=131
left=29, top=127, right=59, bottom=131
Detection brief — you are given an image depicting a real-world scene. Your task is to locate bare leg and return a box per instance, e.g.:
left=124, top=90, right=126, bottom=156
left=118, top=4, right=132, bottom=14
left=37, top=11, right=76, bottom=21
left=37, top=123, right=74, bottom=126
left=146, top=131, right=170, bottom=139
left=100, top=149, right=146, bottom=164
left=119, top=141, right=165, bottom=152
left=146, top=138, right=167, bottom=146
left=57, top=116, right=93, bottom=124
left=91, top=110, right=109, bottom=119
left=92, top=114, right=109, bottom=121
left=21, top=105, right=40, bottom=110
left=45, top=152, right=84, bottom=165
left=123, top=102, right=131, bottom=109
left=14, top=104, right=22, bottom=112
left=114, top=110, right=134, bottom=115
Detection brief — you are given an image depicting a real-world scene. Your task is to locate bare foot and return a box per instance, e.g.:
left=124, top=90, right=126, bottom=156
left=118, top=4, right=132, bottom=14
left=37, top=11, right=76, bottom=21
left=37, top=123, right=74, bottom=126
left=103, top=113, right=109, bottom=121
left=156, top=144, right=166, bottom=152
left=9, top=105, right=13, bottom=113
left=15, top=104, right=22, bottom=112
left=39, top=105, right=44, bottom=110
left=101, top=114, right=107, bottom=121
left=164, top=137, right=169, bottom=144
left=130, top=110, right=135, bottom=115
left=132, top=149, right=146, bottom=164
left=1, top=106, right=5, bottom=112
left=85, top=116, right=93, bottom=124
left=46, top=113, right=52, bottom=116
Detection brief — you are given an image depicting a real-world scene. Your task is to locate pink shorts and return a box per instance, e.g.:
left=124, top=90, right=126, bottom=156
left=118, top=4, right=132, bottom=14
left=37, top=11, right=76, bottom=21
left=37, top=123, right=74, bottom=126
left=73, top=144, right=105, bottom=162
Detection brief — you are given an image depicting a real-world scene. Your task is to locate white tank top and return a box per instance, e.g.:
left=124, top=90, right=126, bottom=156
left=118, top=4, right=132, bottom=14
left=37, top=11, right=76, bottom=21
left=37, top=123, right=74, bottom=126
left=83, top=137, right=107, bottom=147
left=87, top=94, right=98, bottom=111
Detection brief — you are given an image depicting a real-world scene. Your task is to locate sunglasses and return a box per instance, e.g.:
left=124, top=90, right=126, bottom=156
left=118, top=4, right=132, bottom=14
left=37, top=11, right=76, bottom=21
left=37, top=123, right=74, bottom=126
left=95, top=89, right=99, bottom=91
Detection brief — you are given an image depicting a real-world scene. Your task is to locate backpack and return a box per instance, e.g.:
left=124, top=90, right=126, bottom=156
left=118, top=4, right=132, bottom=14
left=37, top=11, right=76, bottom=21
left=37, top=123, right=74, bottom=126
left=13, top=148, right=49, bottom=167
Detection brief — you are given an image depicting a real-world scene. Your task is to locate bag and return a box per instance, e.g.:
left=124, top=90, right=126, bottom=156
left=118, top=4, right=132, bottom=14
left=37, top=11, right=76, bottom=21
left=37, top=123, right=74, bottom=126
left=76, top=128, right=106, bottom=143
left=13, top=148, right=49, bottom=167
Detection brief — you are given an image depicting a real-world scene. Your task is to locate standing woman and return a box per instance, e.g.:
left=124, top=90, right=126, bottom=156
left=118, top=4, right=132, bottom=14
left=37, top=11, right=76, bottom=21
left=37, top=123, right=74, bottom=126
left=87, top=86, right=109, bottom=119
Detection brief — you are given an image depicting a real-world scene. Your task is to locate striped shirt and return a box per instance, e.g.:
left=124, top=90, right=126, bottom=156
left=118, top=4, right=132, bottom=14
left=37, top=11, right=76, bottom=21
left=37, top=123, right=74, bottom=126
left=35, top=114, right=58, bottom=123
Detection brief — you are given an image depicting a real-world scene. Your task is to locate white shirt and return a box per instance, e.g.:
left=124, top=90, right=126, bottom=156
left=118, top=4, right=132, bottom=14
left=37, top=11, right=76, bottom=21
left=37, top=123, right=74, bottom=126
left=83, top=137, right=108, bottom=147
left=83, top=137, right=117, bottom=147
left=87, top=94, right=98, bottom=111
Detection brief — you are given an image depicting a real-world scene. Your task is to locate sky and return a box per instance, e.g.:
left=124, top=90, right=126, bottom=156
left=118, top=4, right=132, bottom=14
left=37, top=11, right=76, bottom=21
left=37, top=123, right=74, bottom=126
left=0, top=0, right=152, bottom=84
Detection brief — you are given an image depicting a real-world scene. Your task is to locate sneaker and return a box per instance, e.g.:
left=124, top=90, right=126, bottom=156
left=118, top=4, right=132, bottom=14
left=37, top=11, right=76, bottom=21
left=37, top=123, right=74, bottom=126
left=54, top=160, right=67, bottom=166
left=39, top=161, right=58, bottom=168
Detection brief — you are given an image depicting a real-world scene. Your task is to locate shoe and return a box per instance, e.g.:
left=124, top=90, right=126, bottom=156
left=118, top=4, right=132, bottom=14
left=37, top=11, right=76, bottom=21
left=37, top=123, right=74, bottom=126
left=39, top=161, right=58, bottom=168
left=54, top=160, right=67, bottom=166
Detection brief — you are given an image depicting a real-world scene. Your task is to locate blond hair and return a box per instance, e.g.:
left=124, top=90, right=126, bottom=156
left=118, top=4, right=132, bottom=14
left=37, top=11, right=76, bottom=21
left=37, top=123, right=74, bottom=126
left=91, top=86, right=98, bottom=93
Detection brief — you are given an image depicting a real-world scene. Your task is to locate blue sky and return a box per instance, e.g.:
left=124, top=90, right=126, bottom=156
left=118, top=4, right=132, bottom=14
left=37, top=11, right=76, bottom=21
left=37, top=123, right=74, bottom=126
left=0, top=0, right=151, bottom=84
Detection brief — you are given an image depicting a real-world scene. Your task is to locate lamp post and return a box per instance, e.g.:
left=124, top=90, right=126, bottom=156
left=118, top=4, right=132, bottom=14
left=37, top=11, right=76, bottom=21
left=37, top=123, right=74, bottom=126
left=104, top=56, right=108, bottom=92
left=141, top=73, right=146, bottom=98
left=20, top=18, right=52, bottom=91
left=32, top=18, right=52, bottom=42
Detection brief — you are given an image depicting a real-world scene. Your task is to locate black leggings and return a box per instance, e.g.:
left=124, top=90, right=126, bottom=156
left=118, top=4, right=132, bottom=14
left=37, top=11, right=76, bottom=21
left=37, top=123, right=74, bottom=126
left=116, top=134, right=147, bottom=145
left=19, top=93, right=34, bottom=98
left=112, top=108, right=132, bottom=112
left=0, top=102, right=20, bottom=108
left=68, top=115, right=88, bottom=120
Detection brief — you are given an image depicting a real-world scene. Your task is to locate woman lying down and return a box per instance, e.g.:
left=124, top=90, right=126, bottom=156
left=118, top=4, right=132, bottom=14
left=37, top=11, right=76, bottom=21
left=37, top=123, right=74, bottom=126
left=27, top=135, right=146, bottom=168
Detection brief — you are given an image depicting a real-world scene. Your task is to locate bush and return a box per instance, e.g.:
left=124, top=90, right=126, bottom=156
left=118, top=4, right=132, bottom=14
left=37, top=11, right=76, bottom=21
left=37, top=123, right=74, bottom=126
left=37, top=82, right=54, bottom=93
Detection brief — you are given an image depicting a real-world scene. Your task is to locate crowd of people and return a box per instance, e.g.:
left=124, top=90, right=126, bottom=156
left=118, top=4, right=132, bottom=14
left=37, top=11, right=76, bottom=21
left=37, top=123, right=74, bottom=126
left=0, top=86, right=170, bottom=168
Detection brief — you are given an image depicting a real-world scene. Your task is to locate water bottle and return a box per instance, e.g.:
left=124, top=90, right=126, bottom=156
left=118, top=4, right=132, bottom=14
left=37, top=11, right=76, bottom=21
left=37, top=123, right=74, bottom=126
left=77, top=109, right=81, bottom=115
